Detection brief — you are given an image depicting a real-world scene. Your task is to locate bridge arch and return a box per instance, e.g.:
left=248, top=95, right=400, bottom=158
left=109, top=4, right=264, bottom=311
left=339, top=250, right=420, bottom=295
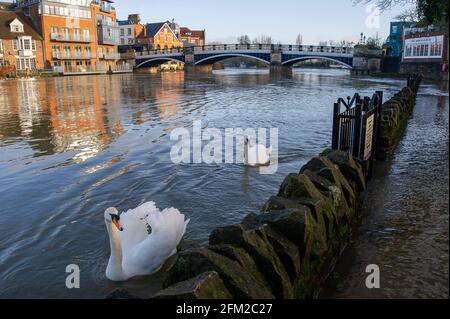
left=282, top=56, right=353, bottom=69
left=195, top=53, right=271, bottom=65
left=135, top=57, right=185, bottom=68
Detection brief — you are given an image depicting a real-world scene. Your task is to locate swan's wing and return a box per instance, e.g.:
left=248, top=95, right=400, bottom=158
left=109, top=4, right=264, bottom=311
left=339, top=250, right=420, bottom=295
left=124, top=207, right=189, bottom=276
left=120, top=202, right=158, bottom=252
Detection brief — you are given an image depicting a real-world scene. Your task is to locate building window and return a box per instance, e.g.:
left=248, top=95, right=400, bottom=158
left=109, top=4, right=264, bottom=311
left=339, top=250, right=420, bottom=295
left=120, top=29, right=124, bottom=36
left=11, top=23, right=24, bottom=33
left=127, top=28, right=132, bottom=36
left=23, top=38, right=31, bottom=50
left=16, top=58, right=36, bottom=70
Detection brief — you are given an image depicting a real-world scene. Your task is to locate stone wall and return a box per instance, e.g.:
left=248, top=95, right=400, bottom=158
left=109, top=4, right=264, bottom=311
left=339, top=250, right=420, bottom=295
left=376, top=75, right=423, bottom=160
left=400, top=62, right=447, bottom=82
left=148, top=150, right=368, bottom=300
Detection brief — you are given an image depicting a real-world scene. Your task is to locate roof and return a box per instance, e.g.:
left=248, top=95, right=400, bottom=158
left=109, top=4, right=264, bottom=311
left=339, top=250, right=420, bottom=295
left=180, top=27, right=205, bottom=39
left=0, top=9, right=42, bottom=40
left=145, top=22, right=166, bottom=37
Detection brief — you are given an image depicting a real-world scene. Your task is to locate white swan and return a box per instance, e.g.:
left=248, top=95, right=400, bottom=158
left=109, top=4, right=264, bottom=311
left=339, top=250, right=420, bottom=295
left=244, top=136, right=272, bottom=166
left=104, top=202, right=189, bottom=282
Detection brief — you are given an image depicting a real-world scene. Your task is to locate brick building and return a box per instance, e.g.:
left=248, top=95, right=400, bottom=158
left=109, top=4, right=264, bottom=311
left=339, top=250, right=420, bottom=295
left=400, top=25, right=448, bottom=81
left=136, top=21, right=182, bottom=50
left=179, top=27, right=205, bottom=47
left=0, top=9, right=44, bottom=71
left=13, top=0, right=121, bottom=74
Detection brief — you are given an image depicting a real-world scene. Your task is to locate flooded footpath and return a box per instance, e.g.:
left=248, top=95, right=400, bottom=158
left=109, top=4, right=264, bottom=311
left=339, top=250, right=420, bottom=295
left=324, top=82, right=449, bottom=299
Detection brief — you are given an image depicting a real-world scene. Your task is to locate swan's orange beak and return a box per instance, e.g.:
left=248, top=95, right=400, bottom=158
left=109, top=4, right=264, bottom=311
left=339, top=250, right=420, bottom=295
left=112, top=217, right=124, bottom=232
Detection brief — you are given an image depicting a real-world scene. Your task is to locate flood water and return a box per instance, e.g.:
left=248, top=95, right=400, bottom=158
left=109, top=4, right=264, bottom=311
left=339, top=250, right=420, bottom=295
left=0, top=68, right=447, bottom=299
left=325, top=82, right=449, bottom=299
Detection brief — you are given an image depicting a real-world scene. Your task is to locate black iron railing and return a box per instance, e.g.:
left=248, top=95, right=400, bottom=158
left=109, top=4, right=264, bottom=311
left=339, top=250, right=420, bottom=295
left=332, top=91, right=383, bottom=179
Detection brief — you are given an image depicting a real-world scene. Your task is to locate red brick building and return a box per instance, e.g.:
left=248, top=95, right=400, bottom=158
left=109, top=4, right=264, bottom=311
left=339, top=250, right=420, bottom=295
left=0, top=9, right=44, bottom=71
left=179, top=27, right=205, bottom=46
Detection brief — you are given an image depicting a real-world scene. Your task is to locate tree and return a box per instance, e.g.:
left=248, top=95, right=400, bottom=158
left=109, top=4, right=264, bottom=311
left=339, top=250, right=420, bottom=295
left=354, top=0, right=448, bottom=25
left=318, top=41, right=329, bottom=46
left=252, top=34, right=273, bottom=45
left=417, top=0, right=449, bottom=24
left=237, top=35, right=251, bottom=45
left=295, top=34, right=303, bottom=45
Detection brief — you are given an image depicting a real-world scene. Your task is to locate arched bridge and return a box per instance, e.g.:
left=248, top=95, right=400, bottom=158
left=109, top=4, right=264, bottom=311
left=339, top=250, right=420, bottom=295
left=135, top=44, right=355, bottom=71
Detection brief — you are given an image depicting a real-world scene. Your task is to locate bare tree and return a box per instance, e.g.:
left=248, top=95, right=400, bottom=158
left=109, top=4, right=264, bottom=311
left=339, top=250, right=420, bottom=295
left=252, top=34, right=273, bottom=45
left=353, top=0, right=415, bottom=10
left=295, top=34, right=303, bottom=45
left=237, top=35, right=251, bottom=45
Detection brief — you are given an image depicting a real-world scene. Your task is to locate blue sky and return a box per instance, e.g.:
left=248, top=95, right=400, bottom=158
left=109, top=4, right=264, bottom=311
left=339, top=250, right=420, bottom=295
left=113, top=0, right=413, bottom=45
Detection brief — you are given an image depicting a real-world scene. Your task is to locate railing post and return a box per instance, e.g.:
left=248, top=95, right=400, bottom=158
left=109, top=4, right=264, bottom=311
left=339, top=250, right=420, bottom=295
left=352, top=97, right=363, bottom=158
left=374, top=90, right=383, bottom=160
left=332, top=102, right=340, bottom=150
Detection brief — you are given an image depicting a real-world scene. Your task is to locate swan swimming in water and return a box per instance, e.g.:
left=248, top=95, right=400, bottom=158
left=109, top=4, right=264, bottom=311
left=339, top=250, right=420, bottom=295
left=244, top=136, right=272, bottom=166
left=104, top=202, right=189, bottom=281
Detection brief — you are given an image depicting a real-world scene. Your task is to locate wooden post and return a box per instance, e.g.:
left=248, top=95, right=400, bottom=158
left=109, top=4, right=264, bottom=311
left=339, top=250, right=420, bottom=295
left=332, top=102, right=340, bottom=150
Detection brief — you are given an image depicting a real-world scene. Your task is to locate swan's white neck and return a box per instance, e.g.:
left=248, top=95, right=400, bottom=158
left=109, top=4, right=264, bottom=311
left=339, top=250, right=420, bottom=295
left=105, top=222, right=126, bottom=281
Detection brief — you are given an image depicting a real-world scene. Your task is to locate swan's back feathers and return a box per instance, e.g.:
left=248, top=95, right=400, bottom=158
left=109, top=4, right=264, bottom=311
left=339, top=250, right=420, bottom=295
left=120, top=202, right=157, bottom=251
left=121, top=205, right=189, bottom=277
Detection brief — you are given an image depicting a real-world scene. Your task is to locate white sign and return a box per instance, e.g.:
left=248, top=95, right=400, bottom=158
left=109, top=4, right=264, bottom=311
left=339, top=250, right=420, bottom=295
left=364, top=114, right=375, bottom=161
left=404, top=35, right=444, bottom=59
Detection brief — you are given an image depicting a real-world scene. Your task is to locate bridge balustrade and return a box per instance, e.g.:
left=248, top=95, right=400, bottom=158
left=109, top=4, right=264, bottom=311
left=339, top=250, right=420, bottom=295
left=135, top=44, right=354, bottom=58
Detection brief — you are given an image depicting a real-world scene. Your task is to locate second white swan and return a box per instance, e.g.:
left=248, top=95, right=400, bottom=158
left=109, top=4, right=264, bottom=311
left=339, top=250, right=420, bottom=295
left=244, top=136, right=272, bottom=166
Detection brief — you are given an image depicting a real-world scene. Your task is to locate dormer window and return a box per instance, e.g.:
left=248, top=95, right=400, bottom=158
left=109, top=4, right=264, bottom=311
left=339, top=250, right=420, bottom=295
left=10, top=19, right=24, bottom=33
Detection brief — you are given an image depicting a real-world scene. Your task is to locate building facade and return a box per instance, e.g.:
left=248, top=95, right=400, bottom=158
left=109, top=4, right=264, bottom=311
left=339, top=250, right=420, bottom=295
left=400, top=25, right=448, bottom=80
left=0, top=9, right=44, bottom=71
left=385, top=21, right=416, bottom=57
left=118, top=14, right=143, bottom=49
left=179, top=27, right=205, bottom=47
left=14, top=0, right=121, bottom=73
left=136, top=21, right=182, bottom=50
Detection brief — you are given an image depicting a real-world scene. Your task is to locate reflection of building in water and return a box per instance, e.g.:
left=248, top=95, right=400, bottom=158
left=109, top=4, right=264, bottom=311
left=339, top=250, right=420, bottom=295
left=0, top=76, right=124, bottom=162
left=45, top=76, right=124, bottom=162
left=154, top=73, right=185, bottom=122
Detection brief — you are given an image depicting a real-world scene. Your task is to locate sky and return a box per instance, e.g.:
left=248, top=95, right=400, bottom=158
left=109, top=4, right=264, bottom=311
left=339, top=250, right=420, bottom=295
left=113, top=0, right=414, bottom=45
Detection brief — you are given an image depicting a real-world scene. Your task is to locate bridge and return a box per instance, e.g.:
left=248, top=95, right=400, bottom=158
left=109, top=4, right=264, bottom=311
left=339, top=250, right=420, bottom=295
left=135, top=44, right=355, bottom=73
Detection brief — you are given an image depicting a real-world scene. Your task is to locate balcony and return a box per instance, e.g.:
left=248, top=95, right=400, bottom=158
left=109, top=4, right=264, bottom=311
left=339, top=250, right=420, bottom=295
left=103, top=53, right=119, bottom=60
left=51, top=33, right=92, bottom=43
left=52, top=52, right=97, bottom=60
left=97, top=22, right=120, bottom=45
left=19, top=49, right=33, bottom=57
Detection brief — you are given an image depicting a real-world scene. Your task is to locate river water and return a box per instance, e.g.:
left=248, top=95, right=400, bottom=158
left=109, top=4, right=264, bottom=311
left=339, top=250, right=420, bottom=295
left=0, top=69, right=447, bottom=299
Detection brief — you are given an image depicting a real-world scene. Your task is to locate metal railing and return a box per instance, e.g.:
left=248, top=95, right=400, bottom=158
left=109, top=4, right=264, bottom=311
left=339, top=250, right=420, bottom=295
left=50, top=33, right=91, bottom=43
left=332, top=91, right=383, bottom=179
left=136, top=44, right=354, bottom=56
left=52, top=63, right=132, bottom=74
left=52, top=52, right=97, bottom=60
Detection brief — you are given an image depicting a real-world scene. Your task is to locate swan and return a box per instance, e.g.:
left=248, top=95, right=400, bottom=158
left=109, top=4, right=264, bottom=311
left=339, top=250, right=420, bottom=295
left=244, top=136, right=272, bottom=166
left=104, top=202, right=190, bottom=282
